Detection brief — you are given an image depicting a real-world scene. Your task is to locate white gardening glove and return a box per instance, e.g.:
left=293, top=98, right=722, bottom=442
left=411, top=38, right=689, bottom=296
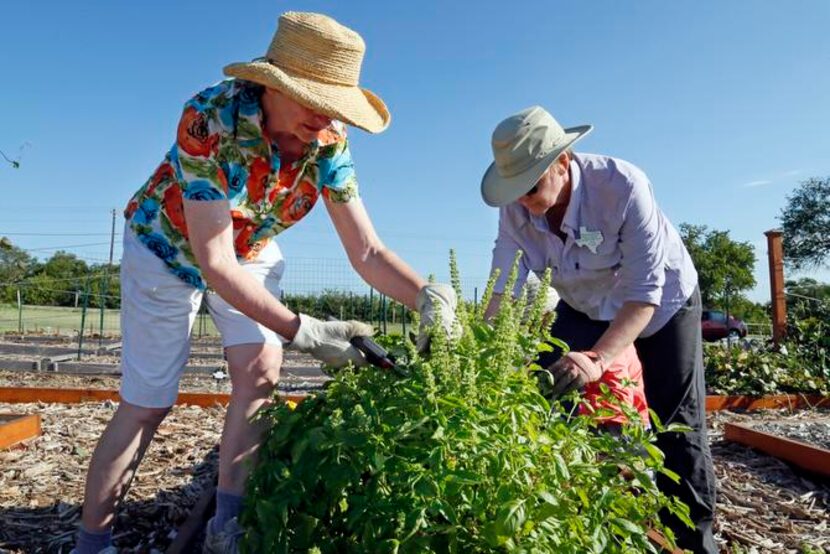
left=523, top=278, right=560, bottom=321
left=287, top=313, right=374, bottom=369
left=544, top=351, right=605, bottom=398
left=415, top=283, right=458, bottom=354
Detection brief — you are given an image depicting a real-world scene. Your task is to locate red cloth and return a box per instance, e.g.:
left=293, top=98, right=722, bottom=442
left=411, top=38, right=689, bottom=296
left=579, top=346, right=650, bottom=426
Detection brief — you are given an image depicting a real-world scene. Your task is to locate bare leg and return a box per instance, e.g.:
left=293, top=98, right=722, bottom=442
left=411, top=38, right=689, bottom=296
left=80, top=401, right=170, bottom=531
left=218, top=343, right=282, bottom=494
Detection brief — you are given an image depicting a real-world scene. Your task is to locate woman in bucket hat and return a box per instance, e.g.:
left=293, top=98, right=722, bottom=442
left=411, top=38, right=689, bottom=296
left=481, top=106, right=717, bottom=553
left=73, top=12, right=456, bottom=554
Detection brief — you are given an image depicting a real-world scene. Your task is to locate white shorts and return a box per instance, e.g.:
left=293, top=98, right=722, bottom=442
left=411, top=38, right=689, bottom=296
left=119, top=227, right=285, bottom=408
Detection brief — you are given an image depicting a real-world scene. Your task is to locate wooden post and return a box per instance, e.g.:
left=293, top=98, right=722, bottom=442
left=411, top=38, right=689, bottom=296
left=765, top=230, right=786, bottom=345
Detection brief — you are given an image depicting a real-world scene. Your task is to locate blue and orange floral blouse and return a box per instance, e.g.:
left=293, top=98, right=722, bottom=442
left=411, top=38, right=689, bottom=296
left=124, top=79, right=359, bottom=290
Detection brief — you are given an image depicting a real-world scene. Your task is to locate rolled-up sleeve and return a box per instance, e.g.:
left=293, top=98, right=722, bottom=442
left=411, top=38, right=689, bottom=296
left=490, top=209, right=530, bottom=296
left=319, top=139, right=359, bottom=203
left=618, top=176, right=666, bottom=306
left=175, top=102, right=228, bottom=202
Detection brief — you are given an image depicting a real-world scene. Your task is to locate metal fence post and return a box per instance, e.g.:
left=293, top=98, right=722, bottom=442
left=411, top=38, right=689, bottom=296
left=98, top=273, right=108, bottom=347
left=77, top=275, right=91, bottom=360
left=368, top=288, right=374, bottom=325
left=381, top=294, right=388, bottom=335
left=17, top=288, right=23, bottom=334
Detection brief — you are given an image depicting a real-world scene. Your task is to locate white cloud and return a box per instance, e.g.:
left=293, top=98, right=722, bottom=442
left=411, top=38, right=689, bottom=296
left=742, top=179, right=772, bottom=188
left=739, top=168, right=805, bottom=188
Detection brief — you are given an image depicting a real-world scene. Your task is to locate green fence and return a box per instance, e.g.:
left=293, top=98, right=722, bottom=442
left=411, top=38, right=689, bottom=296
left=0, top=258, right=489, bottom=358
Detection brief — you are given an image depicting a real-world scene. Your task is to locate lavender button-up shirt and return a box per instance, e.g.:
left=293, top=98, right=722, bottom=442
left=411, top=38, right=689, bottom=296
left=490, top=152, right=698, bottom=337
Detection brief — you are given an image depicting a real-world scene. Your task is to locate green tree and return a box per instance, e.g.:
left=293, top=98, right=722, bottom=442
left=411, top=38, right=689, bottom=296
left=679, top=223, right=757, bottom=309
left=87, top=262, right=121, bottom=309
left=27, top=251, right=90, bottom=306
left=779, top=177, right=830, bottom=269
left=727, top=296, right=770, bottom=328
left=786, top=277, right=830, bottom=302
left=0, top=237, right=37, bottom=303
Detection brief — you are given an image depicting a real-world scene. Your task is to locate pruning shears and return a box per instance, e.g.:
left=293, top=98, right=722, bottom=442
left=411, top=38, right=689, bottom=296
left=327, top=316, right=409, bottom=377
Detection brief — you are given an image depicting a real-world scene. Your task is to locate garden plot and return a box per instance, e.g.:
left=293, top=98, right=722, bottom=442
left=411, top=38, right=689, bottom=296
left=752, top=418, right=830, bottom=451
left=0, top=401, right=223, bottom=553
left=709, top=409, right=830, bottom=552
left=0, top=333, right=329, bottom=391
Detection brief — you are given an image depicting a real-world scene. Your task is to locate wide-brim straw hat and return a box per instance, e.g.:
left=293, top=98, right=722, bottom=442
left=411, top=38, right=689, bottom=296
left=481, top=106, right=592, bottom=207
left=224, top=12, right=389, bottom=133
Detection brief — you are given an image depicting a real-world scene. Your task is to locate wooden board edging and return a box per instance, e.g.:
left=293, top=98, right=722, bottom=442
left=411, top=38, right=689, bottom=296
left=0, top=387, right=306, bottom=407
left=724, top=421, right=830, bottom=478
left=0, top=413, right=42, bottom=449
left=0, top=387, right=827, bottom=414
left=706, top=393, right=829, bottom=411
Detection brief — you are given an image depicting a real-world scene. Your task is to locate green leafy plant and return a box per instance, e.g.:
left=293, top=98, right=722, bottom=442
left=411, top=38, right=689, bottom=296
left=704, top=340, right=829, bottom=396
left=242, top=253, right=690, bottom=553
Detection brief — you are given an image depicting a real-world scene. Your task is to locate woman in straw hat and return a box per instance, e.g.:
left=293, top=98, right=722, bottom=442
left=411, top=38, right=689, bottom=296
left=73, top=12, right=456, bottom=554
left=480, top=106, right=716, bottom=553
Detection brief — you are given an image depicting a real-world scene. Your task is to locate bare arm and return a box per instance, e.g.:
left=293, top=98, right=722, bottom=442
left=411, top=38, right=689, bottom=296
left=484, top=292, right=503, bottom=321
left=183, top=199, right=300, bottom=340
left=325, top=196, right=425, bottom=309
left=592, top=301, right=655, bottom=363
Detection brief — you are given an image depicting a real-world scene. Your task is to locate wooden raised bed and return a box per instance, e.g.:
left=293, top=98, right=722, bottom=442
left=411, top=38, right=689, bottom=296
left=706, top=393, right=830, bottom=411
left=0, top=386, right=305, bottom=407
left=724, top=421, right=830, bottom=478
left=2, top=387, right=825, bottom=413
left=0, top=413, right=42, bottom=449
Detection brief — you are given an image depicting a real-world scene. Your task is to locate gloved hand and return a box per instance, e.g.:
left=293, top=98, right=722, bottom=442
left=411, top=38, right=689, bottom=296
left=415, top=283, right=458, bottom=353
left=523, top=278, right=559, bottom=321
left=287, top=313, right=374, bottom=368
left=543, top=351, right=605, bottom=398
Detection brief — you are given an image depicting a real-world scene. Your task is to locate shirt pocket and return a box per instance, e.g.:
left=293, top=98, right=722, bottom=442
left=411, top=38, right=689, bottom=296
left=577, top=248, right=622, bottom=271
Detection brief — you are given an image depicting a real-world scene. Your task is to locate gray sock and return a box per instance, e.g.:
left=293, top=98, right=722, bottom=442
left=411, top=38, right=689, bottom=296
left=210, top=488, right=244, bottom=533
left=75, top=526, right=112, bottom=554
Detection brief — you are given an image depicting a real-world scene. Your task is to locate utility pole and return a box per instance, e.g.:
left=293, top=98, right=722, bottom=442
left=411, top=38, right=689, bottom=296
left=98, top=209, right=117, bottom=346
left=108, top=208, right=116, bottom=266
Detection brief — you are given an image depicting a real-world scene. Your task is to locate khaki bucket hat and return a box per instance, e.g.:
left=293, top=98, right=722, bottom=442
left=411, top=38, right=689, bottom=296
left=481, top=106, right=592, bottom=207
left=224, top=12, right=390, bottom=133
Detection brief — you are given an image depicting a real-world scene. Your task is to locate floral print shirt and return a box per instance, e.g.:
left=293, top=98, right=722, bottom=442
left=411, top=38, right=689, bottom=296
left=124, top=79, right=359, bottom=290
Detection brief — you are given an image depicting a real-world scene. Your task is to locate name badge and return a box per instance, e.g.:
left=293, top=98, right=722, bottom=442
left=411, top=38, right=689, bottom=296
left=575, top=226, right=604, bottom=254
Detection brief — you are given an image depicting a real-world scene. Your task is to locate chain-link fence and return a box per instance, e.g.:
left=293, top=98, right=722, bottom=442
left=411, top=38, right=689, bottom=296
left=1, top=257, right=490, bottom=358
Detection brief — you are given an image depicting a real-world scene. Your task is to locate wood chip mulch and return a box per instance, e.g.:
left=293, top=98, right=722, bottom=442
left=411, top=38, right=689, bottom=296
left=1, top=401, right=223, bottom=553
left=710, top=410, right=830, bottom=553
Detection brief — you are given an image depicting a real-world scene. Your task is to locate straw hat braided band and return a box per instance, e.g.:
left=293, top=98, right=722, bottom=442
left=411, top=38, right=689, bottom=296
left=224, top=12, right=390, bottom=133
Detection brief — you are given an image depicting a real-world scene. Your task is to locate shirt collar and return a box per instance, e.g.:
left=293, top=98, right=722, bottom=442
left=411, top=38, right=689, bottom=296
left=561, top=156, right=582, bottom=233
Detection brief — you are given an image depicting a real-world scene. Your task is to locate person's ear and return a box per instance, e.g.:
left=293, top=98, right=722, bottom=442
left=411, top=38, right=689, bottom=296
left=554, top=152, right=570, bottom=175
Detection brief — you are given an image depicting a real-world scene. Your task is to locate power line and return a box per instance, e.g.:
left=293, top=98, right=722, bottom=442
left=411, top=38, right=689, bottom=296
left=784, top=291, right=826, bottom=303
left=0, top=232, right=123, bottom=237
left=24, top=242, right=112, bottom=252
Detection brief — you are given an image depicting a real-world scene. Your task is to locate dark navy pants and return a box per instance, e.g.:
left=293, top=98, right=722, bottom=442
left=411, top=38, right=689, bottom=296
left=540, top=288, right=717, bottom=553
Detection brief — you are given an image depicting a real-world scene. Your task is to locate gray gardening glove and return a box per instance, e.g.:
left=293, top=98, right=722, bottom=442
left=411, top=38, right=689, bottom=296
left=288, top=313, right=373, bottom=368
left=415, top=283, right=459, bottom=353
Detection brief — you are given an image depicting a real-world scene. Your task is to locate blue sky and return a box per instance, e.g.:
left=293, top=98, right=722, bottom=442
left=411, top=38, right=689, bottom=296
left=1, top=0, right=828, bottom=301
